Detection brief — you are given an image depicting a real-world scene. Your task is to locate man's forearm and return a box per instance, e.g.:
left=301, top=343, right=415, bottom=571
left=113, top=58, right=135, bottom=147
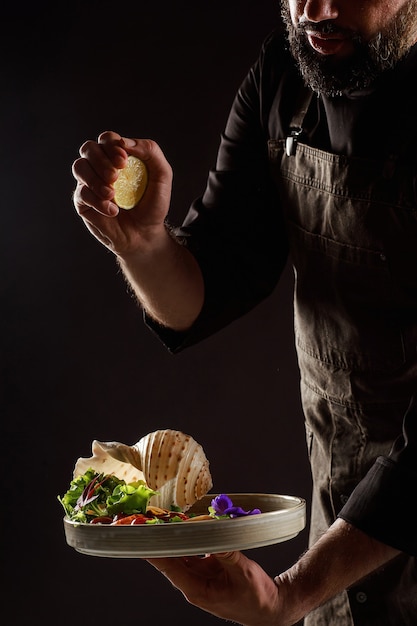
left=275, top=518, right=401, bottom=624
left=117, top=226, right=205, bottom=331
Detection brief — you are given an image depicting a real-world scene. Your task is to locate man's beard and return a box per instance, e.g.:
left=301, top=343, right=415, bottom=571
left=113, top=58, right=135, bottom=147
left=280, top=0, right=417, bottom=96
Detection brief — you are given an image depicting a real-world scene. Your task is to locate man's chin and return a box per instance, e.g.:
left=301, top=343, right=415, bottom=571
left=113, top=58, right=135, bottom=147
left=297, top=51, right=366, bottom=96
left=293, top=31, right=400, bottom=96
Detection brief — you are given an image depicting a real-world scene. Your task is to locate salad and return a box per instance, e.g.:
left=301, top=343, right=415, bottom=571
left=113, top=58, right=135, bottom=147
left=58, top=468, right=261, bottom=525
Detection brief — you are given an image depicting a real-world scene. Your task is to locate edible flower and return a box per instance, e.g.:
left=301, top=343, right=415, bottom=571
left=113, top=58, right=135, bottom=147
left=209, top=494, right=261, bottom=518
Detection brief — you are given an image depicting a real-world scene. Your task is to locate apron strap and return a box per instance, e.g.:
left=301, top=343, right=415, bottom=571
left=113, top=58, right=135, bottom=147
left=286, top=84, right=314, bottom=156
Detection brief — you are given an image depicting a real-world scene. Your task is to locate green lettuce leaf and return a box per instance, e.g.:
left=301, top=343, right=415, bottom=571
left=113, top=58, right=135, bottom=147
left=58, top=468, right=158, bottom=523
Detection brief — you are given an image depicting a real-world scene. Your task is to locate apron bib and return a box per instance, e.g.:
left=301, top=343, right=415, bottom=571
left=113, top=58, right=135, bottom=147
left=268, top=88, right=417, bottom=624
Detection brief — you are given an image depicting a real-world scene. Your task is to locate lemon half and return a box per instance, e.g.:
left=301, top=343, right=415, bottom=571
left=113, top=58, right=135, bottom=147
left=113, top=155, right=148, bottom=210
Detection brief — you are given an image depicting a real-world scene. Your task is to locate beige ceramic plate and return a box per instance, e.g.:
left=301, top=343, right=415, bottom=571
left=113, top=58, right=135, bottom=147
left=63, top=493, right=306, bottom=558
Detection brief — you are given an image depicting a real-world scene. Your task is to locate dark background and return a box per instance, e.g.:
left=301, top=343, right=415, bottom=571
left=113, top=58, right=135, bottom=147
left=1, top=2, right=311, bottom=624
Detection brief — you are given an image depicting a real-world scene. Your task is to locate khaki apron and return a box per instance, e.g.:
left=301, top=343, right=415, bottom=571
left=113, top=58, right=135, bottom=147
left=268, top=89, right=417, bottom=624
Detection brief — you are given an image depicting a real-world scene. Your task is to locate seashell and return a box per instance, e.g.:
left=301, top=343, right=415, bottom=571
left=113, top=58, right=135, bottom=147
left=73, top=429, right=213, bottom=512
left=74, top=440, right=145, bottom=485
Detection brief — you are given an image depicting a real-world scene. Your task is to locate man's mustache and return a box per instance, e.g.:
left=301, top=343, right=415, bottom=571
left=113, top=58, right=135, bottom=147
left=298, top=19, right=354, bottom=38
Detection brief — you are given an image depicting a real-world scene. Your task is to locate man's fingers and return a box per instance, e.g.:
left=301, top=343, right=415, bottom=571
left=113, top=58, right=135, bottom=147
left=210, top=551, right=246, bottom=569
left=211, top=551, right=240, bottom=561
left=146, top=557, right=203, bottom=589
left=146, top=551, right=243, bottom=584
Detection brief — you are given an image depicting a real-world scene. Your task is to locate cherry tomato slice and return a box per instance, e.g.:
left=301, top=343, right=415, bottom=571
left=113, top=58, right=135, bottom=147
left=90, top=516, right=113, bottom=524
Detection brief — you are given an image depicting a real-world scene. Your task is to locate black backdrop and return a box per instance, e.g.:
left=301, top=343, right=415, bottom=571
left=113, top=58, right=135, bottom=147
left=1, top=2, right=311, bottom=624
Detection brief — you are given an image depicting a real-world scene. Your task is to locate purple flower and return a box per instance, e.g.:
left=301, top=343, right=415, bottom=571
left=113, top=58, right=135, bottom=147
left=210, top=494, right=261, bottom=518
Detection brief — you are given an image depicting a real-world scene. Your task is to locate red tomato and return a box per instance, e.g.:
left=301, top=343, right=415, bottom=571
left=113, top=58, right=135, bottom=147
left=130, top=515, right=149, bottom=525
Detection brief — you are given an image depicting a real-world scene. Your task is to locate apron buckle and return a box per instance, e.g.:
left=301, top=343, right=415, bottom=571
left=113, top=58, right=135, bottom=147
left=286, top=128, right=302, bottom=157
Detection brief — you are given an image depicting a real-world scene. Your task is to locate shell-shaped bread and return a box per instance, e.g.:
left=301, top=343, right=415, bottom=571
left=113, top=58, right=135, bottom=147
left=73, top=429, right=212, bottom=512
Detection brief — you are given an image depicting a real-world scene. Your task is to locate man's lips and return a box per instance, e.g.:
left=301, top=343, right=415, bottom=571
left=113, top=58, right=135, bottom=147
left=306, top=31, right=349, bottom=55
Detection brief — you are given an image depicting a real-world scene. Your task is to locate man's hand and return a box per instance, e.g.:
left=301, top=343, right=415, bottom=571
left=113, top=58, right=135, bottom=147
left=72, top=131, right=173, bottom=256
left=147, top=551, right=284, bottom=626
left=146, top=520, right=402, bottom=625
left=72, top=130, right=204, bottom=330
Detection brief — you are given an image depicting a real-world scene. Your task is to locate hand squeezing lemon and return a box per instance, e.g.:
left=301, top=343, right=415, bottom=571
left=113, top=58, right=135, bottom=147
left=113, top=155, right=148, bottom=210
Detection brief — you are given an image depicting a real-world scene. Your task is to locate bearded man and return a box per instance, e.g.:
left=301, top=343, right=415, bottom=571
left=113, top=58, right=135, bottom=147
left=72, top=1, right=417, bottom=623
